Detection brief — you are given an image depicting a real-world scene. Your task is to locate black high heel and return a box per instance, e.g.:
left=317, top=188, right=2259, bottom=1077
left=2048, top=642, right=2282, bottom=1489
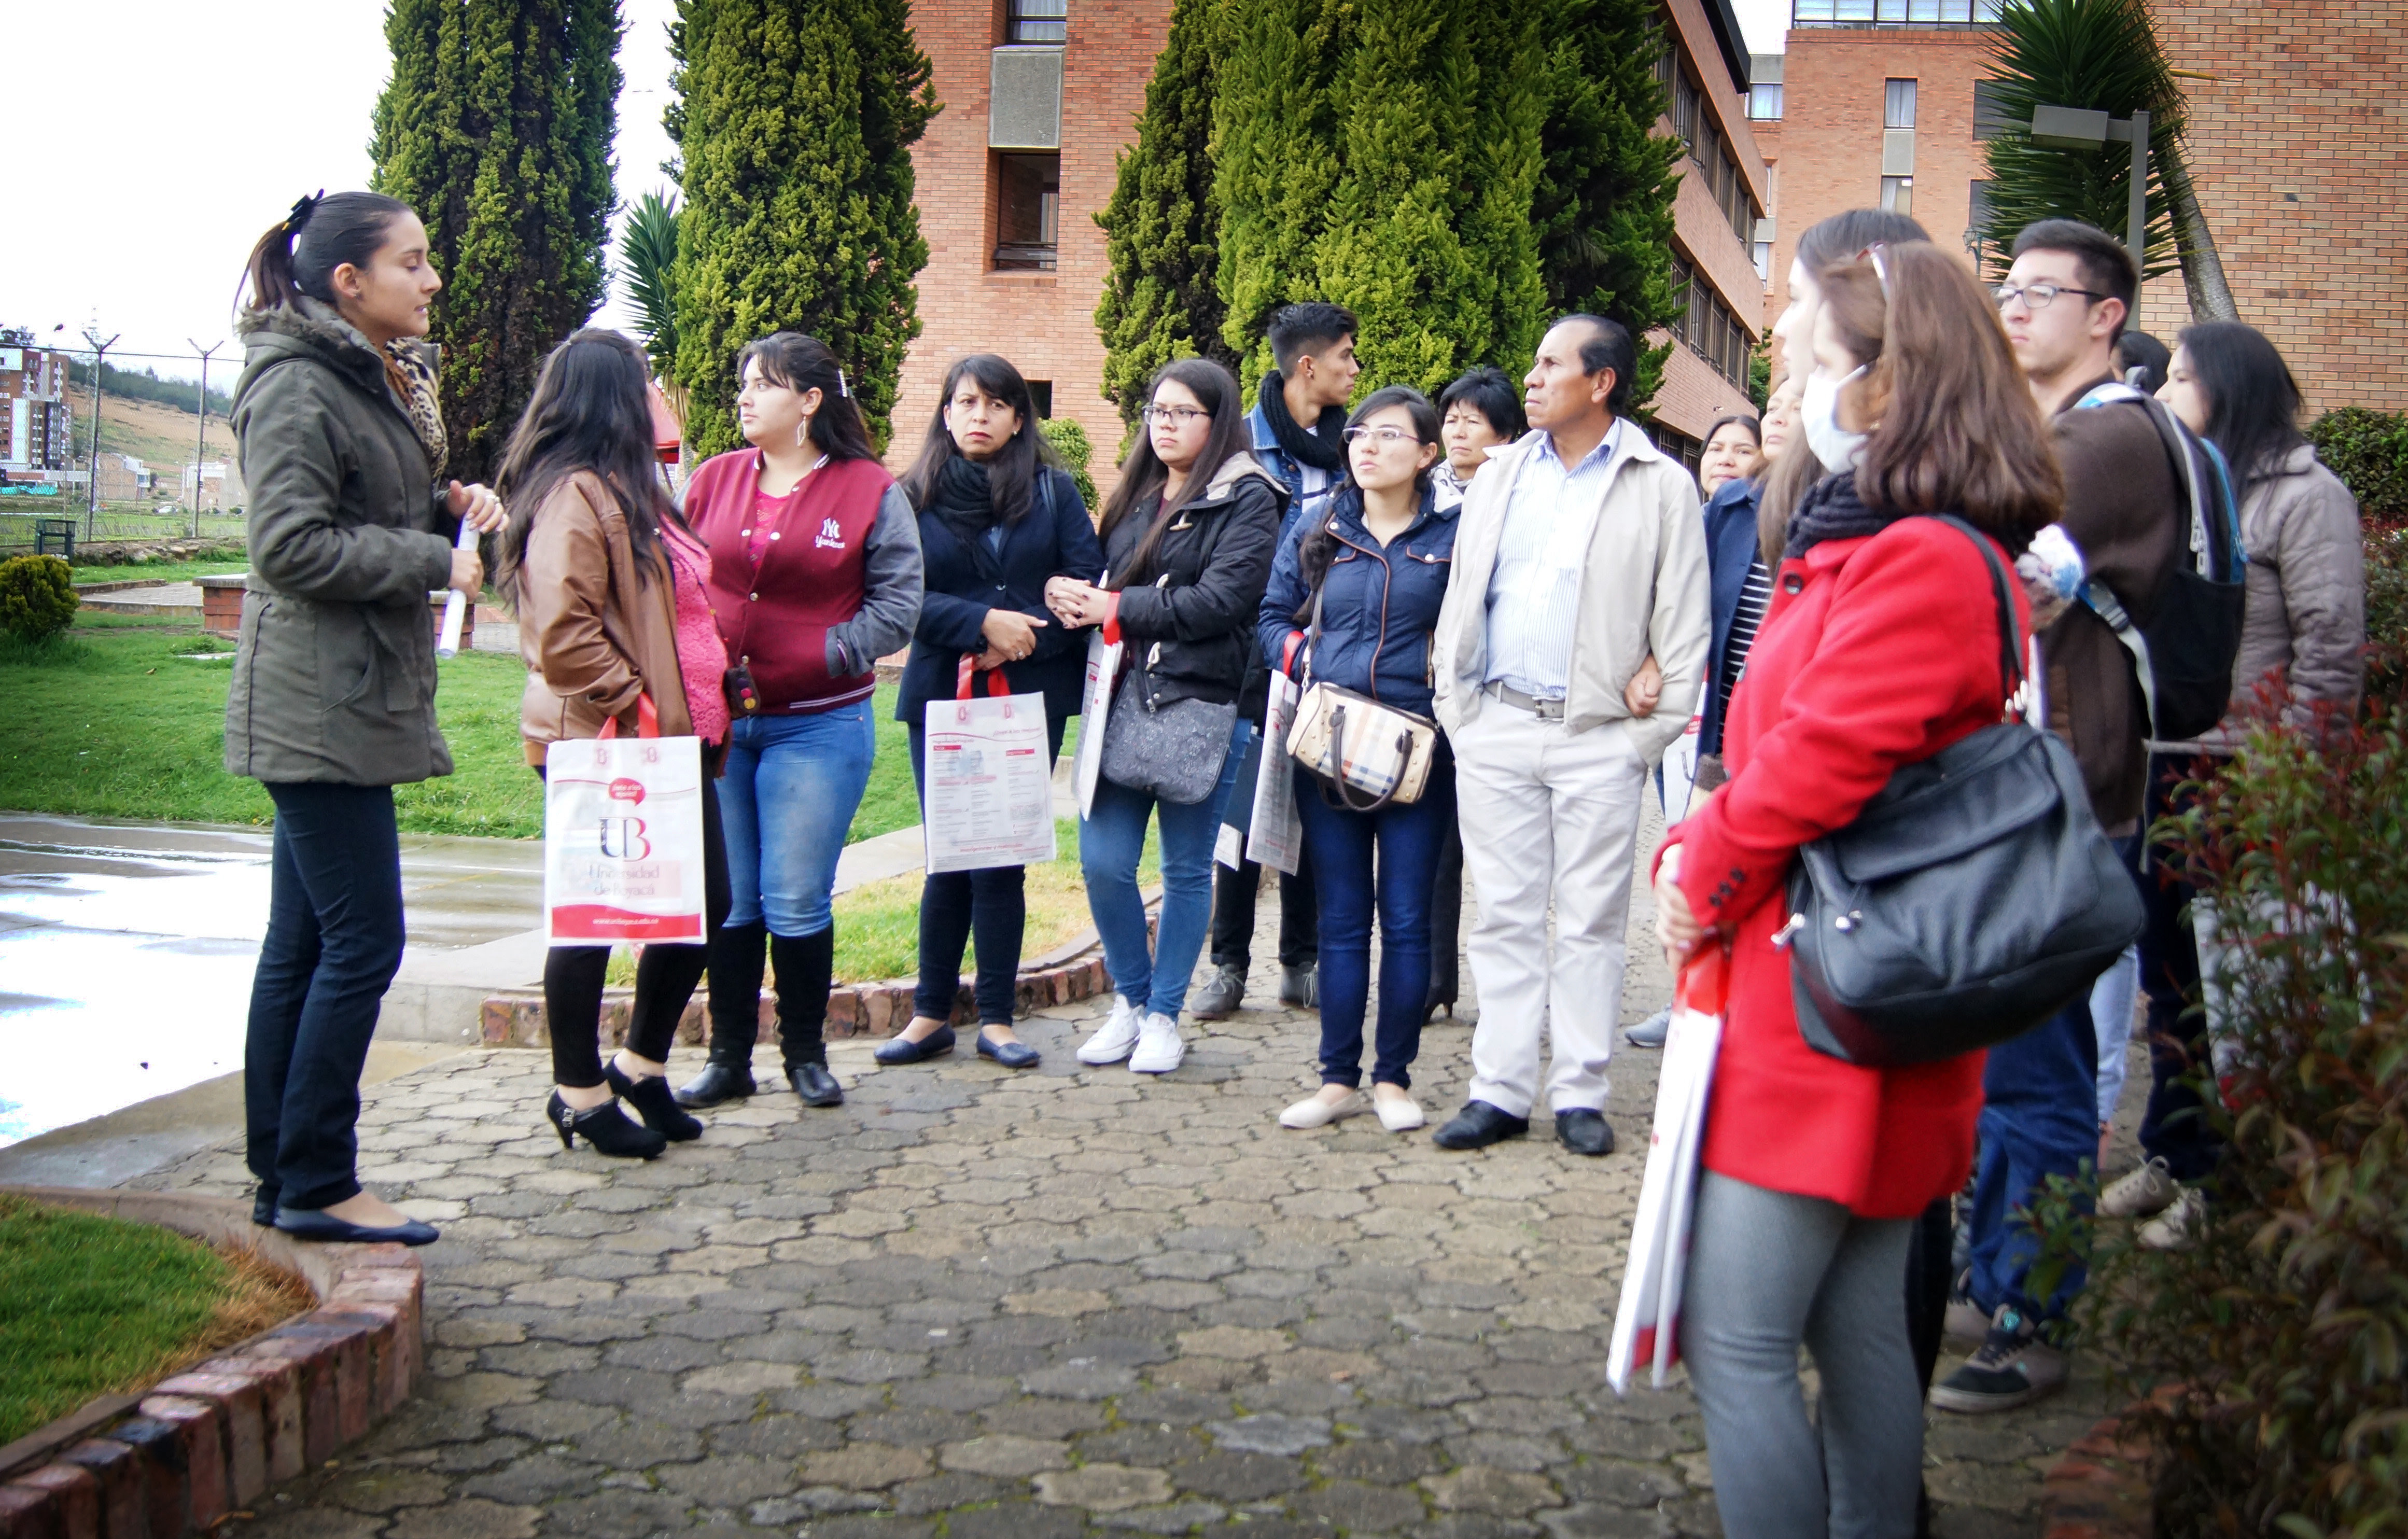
left=548, top=1090, right=668, bottom=1159
left=605, top=1060, right=704, bottom=1141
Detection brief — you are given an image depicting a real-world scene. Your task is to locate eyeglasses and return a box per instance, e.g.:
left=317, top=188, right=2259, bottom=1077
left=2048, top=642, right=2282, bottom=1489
left=1341, top=426, right=1423, bottom=446
left=1992, top=282, right=2108, bottom=312
left=1140, top=404, right=1210, bottom=426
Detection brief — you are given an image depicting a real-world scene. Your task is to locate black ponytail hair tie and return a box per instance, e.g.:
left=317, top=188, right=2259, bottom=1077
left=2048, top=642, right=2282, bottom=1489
left=284, top=189, right=325, bottom=236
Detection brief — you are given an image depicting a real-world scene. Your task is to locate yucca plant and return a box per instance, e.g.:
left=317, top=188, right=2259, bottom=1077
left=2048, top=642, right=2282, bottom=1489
left=621, top=187, right=681, bottom=377
left=1976, top=0, right=2236, bottom=320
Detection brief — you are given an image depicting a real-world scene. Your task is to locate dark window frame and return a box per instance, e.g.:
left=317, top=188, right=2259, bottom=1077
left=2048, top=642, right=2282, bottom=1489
left=1005, top=0, right=1067, bottom=45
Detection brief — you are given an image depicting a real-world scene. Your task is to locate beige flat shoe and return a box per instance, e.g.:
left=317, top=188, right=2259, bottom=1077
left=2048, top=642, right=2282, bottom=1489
left=1374, top=1093, right=1425, bottom=1132
left=1280, top=1089, right=1370, bottom=1129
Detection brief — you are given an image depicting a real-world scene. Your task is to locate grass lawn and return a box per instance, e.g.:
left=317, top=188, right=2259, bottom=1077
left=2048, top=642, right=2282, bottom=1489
left=0, top=1195, right=312, bottom=1446
left=0, top=612, right=922, bottom=843
left=71, top=558, right=248, bottom=588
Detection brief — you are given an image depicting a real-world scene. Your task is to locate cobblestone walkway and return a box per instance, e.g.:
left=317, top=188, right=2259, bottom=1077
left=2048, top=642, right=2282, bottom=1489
left=134, top=840, right=2118, bottom=1539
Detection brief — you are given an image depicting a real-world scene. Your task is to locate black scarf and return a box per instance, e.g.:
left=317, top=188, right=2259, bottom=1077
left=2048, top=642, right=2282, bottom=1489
left=927, top=455, right=1007, bottom=552
left=1784, top=470, right=1901, bottom=558
left=1258, top=371, right=1347, bottom=473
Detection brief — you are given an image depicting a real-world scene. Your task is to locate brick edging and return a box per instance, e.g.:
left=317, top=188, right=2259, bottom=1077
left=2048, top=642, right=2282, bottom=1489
left=2039, top=1407, right=2155, bottom=1539
left=0, top=1189, right=424, bottom=1539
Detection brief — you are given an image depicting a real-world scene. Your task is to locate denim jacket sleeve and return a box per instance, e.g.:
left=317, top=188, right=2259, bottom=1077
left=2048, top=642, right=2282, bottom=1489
left=1257, top=514, right=1311, bottom=680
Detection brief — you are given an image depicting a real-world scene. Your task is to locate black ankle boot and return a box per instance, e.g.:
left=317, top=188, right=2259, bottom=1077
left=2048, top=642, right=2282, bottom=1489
left=606, top=1059, right=704, bottom=1140
left=547, top=1090, right=668, bottom=1159
left=678, top=921, right=766, bottom=1107
left=770, top=927, right=836, bottom=1080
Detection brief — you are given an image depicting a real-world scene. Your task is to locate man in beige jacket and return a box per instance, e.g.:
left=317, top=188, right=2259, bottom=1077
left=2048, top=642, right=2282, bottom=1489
left=1429, top=314, right=1711, bottom=1155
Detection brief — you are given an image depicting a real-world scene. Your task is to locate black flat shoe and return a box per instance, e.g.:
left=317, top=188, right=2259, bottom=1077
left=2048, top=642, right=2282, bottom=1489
left=785, top=1060, right=844, bottom=1107
left=273, top=1206, right=440, bottom=1247
left=1556, top=1109, right=1616, bottom=1157
left=252, top=1187, right=278, bottom=1227
left=976, top=1031, right=1041, bottom=1070
left=1431, top=1100, right=1530, bottom=1151
left=606, top=1061, right=704, bottom=1141
left=548, top=1090, right=668, bottom=1159
left=873, top=1024, right=955, bottom=1065
left=674, top=1057, right=756, bottom=1108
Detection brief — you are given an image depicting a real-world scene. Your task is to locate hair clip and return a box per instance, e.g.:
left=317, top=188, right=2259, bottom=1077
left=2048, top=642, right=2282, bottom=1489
left=836, top=369, right=850, bottom=399
left=1860, top=241, right=1893, bottom=298
left=284, top=189, right=326, bottom=236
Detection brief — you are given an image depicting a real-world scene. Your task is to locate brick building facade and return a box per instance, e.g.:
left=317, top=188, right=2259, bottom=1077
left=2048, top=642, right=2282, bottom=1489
left=893, top=0, right=1772, bottom=492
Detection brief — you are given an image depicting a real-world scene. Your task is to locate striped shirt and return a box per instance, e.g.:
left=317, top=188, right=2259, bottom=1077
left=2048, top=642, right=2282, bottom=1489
left=1483, top=419, right=1626, bottom=699
left=1718, top=556, right=1772, bottom=720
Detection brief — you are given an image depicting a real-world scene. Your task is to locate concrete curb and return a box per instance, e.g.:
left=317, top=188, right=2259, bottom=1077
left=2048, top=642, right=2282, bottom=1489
left=0, top=1189, right=426, bottom=1539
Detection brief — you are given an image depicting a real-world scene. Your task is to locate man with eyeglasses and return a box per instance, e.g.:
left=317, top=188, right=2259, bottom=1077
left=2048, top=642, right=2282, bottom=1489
left=1933, top=218, right=2182, bottom=1417
left=1426, top=314, right=1709, bottom=1158
left=1190, top=303, right=1363, bottom=1020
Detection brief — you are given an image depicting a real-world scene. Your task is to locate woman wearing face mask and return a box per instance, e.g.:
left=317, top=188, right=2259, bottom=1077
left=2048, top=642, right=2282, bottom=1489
left=671, top=334, right=923, bottom=1113
left=1049, top=360, right=1284, bottom=1076
left=227, top=191, right=506, bottom=1245
left=1258, top=387, right=1459, bottom=1133
left=874, top=356, right=1105, bottom=1071
left=1653, top=241, right=2062, bottom=1538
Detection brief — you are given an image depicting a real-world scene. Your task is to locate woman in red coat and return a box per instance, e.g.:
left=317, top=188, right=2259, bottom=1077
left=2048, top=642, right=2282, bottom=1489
left=1653, top=241, right=2062, bottom=1537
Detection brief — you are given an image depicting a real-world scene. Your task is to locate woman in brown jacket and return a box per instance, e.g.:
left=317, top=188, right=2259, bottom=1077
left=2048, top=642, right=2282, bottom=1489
left=497, top=330, right=732, bottom=1158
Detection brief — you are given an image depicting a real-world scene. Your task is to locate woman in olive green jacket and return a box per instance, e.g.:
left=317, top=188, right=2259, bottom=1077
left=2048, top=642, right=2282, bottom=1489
left=226, top=191, right=503, bottom=1247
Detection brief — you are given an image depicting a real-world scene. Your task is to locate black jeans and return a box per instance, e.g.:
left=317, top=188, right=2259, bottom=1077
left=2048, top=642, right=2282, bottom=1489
left=245, top=782, right=409, bottom=1213
left=537, top=770, right=732, bottom=1087
left=1210, top=845, right=1318, bottom=972
left=2136, top=753, right=2223, bottom=1182
left=907, top=718, right=1068, bottom=1025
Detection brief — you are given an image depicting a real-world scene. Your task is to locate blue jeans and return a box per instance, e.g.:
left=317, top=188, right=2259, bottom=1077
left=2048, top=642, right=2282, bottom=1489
left=1079, top=720, right=1239, bottom=1019
left=1293, top=744, right=1456, bottom=1089
left=246, top=782, right=408, bottom=1213
left=1966, top=835, right=2138, bottom=1322
left=720, top=705, right=877, bottom=938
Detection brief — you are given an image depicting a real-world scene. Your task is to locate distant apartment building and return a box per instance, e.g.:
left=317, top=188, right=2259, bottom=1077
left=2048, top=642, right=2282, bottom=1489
left=94, top=454, right=151, bottom=502
left=893, top=0, right=1771, bottom=491
left=181, top=461, right=234, bottom=510
left=1, top=342, right=75, bottom=474
left=1756, top=0, right=2405, bottom=413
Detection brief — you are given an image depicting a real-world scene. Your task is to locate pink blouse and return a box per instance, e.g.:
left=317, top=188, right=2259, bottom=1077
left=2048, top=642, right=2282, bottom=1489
left=662, top=523, right=730, bottom=745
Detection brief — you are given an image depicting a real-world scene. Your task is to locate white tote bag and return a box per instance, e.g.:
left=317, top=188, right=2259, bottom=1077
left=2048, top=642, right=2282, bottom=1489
left=1248, top=663, right=1304, bottom=875
left=1072, top=616, right=1124, bottom=821
left=1658, top=708, right=1704, bottom=822
left=923, top=656, right=1057, bottom=875
left=544, top=696, right=709, bottom=945
left=1607, top=948, right=1729, bottom=1393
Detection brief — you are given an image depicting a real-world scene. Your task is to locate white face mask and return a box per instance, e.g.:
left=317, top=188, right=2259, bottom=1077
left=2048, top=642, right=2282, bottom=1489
left=1801, top=365, right=1869, bottom=471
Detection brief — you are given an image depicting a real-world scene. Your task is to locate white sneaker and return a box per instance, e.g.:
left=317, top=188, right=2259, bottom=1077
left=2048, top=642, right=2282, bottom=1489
left=2136, top=1185, right=2205, bottom=1250
left=1076, top=996, right=1143, bottom=1066
left=2100, top=1155, right=2180, bottom=1219
left=1279, top=1089, right=1369, bottom=1129
left=1128, top=1012, right=1186, bottom=1074
left=1374, top=1093, right=1425, bottom=1132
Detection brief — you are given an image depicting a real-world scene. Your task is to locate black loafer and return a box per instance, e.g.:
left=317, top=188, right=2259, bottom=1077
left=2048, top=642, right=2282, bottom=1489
left=786, top=1060, right=844, bottom=1107
left=674, top=1058, right=755, bottom=1108
left=976, top=1031, right=1041, bottom=1070
left=274, top=1206, right=441, bottom=1247
left=873, top=1024, right=955, bottom=1065
left=1556, top=1109, right=1616, bottom=1157
left=1431, top=1100, right=1530, bottom=1150
left=252, top=1187, right=278, bottom=1227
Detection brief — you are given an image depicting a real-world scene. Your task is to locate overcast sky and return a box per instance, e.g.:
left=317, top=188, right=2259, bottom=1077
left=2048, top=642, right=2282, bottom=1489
left=10, top=0, right=1787, bottom=384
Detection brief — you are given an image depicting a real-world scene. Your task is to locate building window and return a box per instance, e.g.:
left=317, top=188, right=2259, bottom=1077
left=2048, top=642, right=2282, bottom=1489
left=1668, top=255, right=1755, bottom=388
left=1754, top=239, right=1773, bottom=283
left=1006, top=0, right=1068, bottom=44
left=1650, top=423, right=1703, bottom=478
left=1027, top=380, right=1055, bottom=418
left=1972, top=79, right=2017, bottom=138
left=1747, top=82, right=1783, bottom=119
left=1793, top=0, right=2003, bottom=22
left=1881, top=175, right=1914, bottom=216
left=993, top=152, right=1060, bottom=270
left=1884, top=79, right=1918, bottom=128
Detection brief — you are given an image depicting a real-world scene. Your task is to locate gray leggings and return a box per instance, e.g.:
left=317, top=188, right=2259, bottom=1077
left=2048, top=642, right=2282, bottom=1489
left=1679, top=1172, right=1922, bottom=1539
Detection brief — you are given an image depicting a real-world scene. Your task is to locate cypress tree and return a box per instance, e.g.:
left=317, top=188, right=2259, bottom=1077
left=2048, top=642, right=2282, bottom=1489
left=667, top=0, right=937, bottom=459
left=1531, top=0, right=1684, bottom=409
left=370, top=0, right=622, bottom=483
left=1093, top=0, right=1237, bottom=432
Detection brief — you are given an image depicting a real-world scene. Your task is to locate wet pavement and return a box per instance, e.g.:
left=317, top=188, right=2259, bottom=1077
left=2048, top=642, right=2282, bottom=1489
left=0, top=814, right=542, bottom=1147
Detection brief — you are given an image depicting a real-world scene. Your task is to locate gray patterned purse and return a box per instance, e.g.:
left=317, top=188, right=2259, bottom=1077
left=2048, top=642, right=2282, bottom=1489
left=1099, top=660, right=1236, bottom=805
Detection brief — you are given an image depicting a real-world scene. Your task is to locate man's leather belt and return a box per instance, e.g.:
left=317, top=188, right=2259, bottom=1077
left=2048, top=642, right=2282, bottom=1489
left=1483, top=680, right=1565, bottom=721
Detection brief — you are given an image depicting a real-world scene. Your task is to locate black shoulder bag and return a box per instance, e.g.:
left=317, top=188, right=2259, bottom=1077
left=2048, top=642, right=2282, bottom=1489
left=1781, top=517, right=2146, bottom=1068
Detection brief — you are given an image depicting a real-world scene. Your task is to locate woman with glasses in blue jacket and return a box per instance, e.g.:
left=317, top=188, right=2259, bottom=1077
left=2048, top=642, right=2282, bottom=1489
left=1257, top=385, right=1459, bottom=1136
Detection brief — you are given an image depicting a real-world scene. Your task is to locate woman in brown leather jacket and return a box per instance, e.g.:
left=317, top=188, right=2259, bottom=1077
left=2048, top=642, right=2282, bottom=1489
left=496, top=330, right=732, bottom=1158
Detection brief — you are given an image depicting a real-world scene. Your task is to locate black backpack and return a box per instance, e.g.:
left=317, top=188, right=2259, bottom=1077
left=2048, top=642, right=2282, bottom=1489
left=2071, top=383, right=2247, bottom=743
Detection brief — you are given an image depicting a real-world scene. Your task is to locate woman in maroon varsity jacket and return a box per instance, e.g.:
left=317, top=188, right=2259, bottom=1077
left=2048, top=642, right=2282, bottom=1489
left=670, top=332, right=923, bottom=1113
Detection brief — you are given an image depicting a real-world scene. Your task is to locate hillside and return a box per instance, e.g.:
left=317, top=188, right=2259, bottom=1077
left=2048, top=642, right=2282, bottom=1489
left=62, top=386, right=244, bottom=501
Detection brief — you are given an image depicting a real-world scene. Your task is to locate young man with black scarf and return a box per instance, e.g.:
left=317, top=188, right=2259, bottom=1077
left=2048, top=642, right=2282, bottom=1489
left=1191, top=302, right=1361, bottom=1018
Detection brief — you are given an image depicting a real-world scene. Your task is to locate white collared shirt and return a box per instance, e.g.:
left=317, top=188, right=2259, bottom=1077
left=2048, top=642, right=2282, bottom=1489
left=1482, top=418, right=1626, bottom=699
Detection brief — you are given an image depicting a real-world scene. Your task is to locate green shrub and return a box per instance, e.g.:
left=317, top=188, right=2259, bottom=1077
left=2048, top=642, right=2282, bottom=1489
left=2307, top=407, right=2408, bottom=518
left=0, top=555, right=77, bottom=641
left=1041, top=417, right=1100, bottom=514
left=2041, top=701, right=2408, bottom=1537
left=2366, top=522, right=2407, bottom=707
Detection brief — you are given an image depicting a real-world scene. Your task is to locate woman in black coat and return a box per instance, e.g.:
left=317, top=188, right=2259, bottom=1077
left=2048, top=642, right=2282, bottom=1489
left=876, top=356, right=1105, bottom=1070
